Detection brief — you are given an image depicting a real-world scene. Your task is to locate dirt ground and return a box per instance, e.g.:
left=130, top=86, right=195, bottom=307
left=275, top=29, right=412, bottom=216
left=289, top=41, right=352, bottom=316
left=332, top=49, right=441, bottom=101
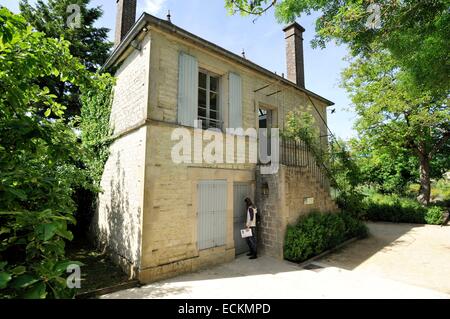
left=66, top=239, right=131, bottom=295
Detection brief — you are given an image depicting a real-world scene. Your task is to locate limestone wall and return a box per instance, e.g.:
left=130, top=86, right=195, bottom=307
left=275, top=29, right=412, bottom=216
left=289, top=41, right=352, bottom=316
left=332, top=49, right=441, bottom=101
left=256, top=165, right=338, bottom=259
left=139, top=28, right=332, bottom=279
left=92, top=34, right=151, bottom=277
left=138, top=121, right=255, bottom=282
left=147, top=29, right=329, bottom=133
left=109, top=35, right=151, bottom=135
left=95, top=26, right=334, bottom=281
left=93, top=127, right=147, bottom=276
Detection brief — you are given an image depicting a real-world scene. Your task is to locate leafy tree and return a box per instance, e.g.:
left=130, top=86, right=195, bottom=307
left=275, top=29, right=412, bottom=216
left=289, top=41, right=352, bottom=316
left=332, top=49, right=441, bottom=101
left=349, top=137, right=418, bottom=194
left=0, top=8, right=112, bottom=298
left=19, top=0, right=112, bottom=118
left=342, top=51, right=449, bottom=204
left=329, top=138, right=362, bottom=194
left=350, top=134, right=449, bottom=196
left=226, top=0, right=450, bottom=95
left=430, top=141, right=450, bottom=179
left=227, top=0, right=450, bottom=204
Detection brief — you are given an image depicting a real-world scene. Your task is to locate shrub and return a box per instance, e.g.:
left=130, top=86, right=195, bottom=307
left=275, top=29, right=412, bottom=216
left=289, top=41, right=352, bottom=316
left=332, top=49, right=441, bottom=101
left=364, top=193, right=422, bottom=223
left=284, top=211, right=368, bottom=262
left=341, top=212, right=369, bottom=239
left=425, top=206, right=445, bottom=225
left=363, top=193, right=446, bottom=225
left=336, top=191, right=367, bottom=220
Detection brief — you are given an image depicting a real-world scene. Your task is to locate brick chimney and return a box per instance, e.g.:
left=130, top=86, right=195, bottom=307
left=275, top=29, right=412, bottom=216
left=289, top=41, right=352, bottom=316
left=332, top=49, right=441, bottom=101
left=114, top=0, right=137, bottom=47
left=283, top=22, right=305, bottom=88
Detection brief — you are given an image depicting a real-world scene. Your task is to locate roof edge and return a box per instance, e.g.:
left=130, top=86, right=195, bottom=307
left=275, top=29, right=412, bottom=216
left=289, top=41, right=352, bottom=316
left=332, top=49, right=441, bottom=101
left=102, top=12, right=148, bottom=71
left=102, top=13, right=334, bottom=106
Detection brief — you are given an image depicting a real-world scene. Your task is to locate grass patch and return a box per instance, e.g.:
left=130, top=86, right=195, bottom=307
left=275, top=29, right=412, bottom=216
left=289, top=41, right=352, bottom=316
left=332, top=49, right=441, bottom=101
left=407, top=179, right=450, bottom=202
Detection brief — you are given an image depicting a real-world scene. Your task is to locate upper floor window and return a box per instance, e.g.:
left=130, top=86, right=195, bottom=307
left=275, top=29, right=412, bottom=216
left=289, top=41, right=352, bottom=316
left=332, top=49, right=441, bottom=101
left=198, top=71, right=221, bottom=130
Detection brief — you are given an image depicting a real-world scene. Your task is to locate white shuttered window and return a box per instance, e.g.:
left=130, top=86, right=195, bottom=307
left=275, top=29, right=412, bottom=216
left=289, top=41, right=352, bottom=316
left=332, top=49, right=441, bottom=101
left=228, top=72, right=242, bottom=129
left=177, top=52, right=199, bottom=127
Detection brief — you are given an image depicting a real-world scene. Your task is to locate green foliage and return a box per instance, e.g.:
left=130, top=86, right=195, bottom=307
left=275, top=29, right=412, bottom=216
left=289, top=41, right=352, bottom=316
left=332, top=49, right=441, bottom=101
left=408, top=180, right=450, bottom=203
left=283, top=109, right=325, bottom=161
left=335, top=191, right=365, bottom=219
left=80, top=78, right=115, bottom=186
left=330, top=139, right=362, bottom=193
left=284, top=211, right=368, bottom=262
left=349, top=137, right=419, bottom=194
left=424, top=206, right=445, bottom=225
left=431, top=144, right=450, bottom=178
left=363, top=193, right=445, bottom=225
left=283, top=111, right=363, bottom=203
left=432, top=179, right=450, bottom=202
left=340, top=212, right=369, bottom=239
left=342, top=50, right=449, bottom=204
left=364, top=193, right=426, bottom=224
left=0, top=8, right=112, bottom=298
left=0, top=210, right=82, bottom=299
left=19, top=0, right=112, bottom=118
left=226, top=0, right=450, bottom=205
left=225, top=0, right=276, bottom=16
left=283, top=109, right=320, bottom=144
left=226, top=0, right=450, bottom=95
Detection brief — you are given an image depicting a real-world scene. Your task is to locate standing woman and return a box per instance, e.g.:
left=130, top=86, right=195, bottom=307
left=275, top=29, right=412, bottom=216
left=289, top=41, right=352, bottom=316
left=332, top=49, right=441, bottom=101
left=244, top=197, right=258, bottom=259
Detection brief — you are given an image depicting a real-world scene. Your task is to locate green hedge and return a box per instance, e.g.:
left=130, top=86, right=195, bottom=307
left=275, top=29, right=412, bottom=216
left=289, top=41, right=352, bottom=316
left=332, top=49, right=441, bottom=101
left=425, top=206, right=445, bottom=224
left=284, top=211, right=368, bottom=263
left=363, top=193, right=445, bottom=225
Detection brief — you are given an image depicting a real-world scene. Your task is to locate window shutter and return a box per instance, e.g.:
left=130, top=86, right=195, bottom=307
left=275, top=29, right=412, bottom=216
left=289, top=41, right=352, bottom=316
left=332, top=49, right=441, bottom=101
left=229, top=72, right=242, bottom=128
left=178, top=52, right=199, bottom=127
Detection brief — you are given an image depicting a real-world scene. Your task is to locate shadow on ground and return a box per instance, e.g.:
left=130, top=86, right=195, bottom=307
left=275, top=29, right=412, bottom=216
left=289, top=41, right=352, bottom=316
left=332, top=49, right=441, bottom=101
left=318, top=222, right=423, bottom=271
left=140, top=221, right=420, bottom=284
left=66, top=239, right=131, bottom=295
left=101, top=222, right=450, bottom=298
left=316, top=222, right=450, bottom=294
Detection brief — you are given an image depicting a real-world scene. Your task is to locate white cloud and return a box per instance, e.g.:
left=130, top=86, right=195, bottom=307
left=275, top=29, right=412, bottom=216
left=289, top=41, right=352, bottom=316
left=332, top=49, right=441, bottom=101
left=141, top=0, right=168, bottom=15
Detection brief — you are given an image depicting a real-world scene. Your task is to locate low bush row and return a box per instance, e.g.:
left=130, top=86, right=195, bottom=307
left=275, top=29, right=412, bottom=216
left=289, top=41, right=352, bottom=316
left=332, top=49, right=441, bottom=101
left=284, top=211, right=368, bottom=263
left=363, top=193, right=446, bottom=225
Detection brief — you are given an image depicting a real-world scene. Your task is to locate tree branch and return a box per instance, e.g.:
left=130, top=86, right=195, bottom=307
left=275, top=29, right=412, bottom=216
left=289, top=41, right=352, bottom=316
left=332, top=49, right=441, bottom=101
left=231, top=0, right=277, bottom=16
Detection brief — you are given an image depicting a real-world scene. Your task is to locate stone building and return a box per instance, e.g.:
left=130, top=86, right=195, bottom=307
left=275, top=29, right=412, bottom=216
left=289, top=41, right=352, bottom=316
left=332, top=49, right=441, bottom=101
left=92, top=0, right=338, bottom=283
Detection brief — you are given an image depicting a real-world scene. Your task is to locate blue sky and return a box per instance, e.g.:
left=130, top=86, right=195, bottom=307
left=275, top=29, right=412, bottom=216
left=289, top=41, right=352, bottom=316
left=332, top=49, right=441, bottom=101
left=1, top=0, right=357, bottom=140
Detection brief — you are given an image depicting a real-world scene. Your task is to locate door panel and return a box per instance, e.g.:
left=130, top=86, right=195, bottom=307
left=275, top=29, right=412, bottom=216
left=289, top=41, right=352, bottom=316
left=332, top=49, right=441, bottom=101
left=197, top=180, right=227, bottom=250
left=233, top=183, right=252, bottom=255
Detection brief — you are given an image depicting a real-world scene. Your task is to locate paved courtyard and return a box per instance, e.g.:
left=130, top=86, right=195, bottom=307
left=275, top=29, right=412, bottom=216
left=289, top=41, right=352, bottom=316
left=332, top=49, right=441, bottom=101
left=318, top=221, right=450, bottom=294
left=102, top=222, right=450, bottom=299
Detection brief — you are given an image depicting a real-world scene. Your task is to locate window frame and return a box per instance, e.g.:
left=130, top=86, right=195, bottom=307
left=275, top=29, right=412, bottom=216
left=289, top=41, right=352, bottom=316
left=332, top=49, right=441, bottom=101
left=198, top=69, right=222, bottom=130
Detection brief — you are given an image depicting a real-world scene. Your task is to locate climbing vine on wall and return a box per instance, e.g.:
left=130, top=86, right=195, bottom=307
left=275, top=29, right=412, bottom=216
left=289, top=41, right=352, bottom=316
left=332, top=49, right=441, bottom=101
left=80, top=77, right=115, bottom=187
left=282, top=110, right=362, bottom=209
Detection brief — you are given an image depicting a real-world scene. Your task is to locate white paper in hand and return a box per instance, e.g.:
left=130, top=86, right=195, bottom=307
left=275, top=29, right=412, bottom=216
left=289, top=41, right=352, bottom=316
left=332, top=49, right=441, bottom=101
left=240, top=228, right=252, bottom=238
